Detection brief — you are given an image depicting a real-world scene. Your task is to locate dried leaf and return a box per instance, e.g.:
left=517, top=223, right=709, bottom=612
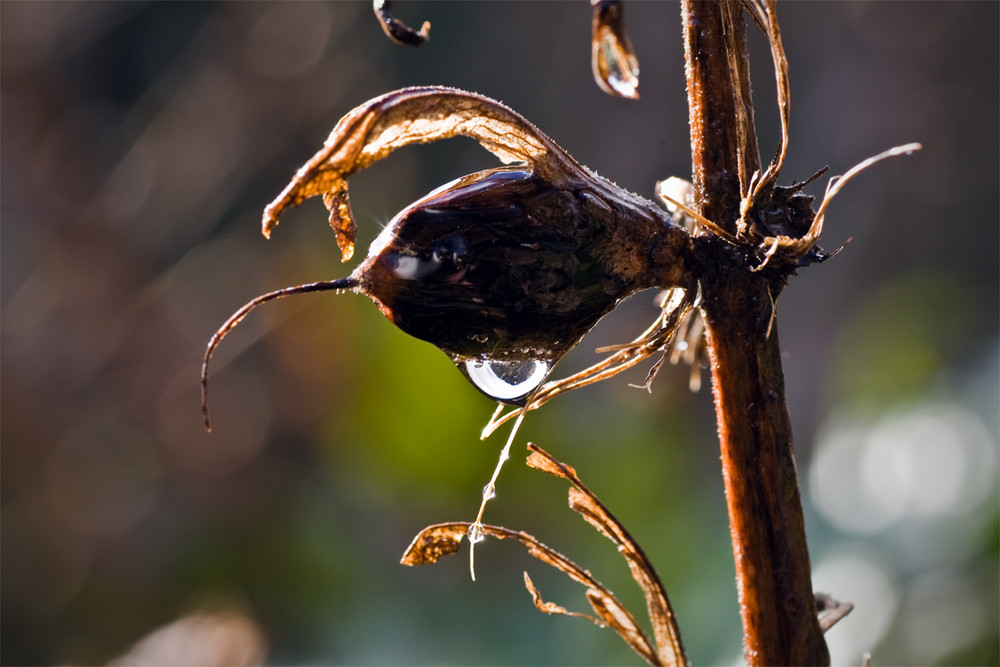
left=591, top=0, right=640, bottom=99
left=401, top=520, right=661, bottom=665
left=525, top=450, right=577, bottom=479
left=585, top=589, right=658, bottom=664
left=400, top=523, right=467, bottom=565
left=726, top=1, right=922, bottom=272
left=529, top=444, right=687, bottom=667
left=373, top=0, right=430, bottom=46
left=262, top=87, right=577, bottom=261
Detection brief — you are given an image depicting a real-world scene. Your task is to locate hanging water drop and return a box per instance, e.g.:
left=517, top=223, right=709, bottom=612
left=461, top=358, right=553, bottom=404
left=602, top=36, right=639, bottom=98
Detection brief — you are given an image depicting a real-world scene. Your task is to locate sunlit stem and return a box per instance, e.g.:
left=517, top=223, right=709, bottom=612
left=201, top=277, right=359, bottom=432
left=468, top=406, right=527, bottom=581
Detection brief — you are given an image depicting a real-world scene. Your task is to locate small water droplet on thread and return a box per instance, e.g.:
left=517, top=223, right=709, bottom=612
left=482, top=484, right=496, bottom=501
left=467, top=522, right=485, bottom=544
left=463, top=358, right=552, bottom=403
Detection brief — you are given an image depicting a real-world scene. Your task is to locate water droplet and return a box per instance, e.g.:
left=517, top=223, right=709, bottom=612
left=600, top=36, right=639, bottom=98
left=467, top=522, right=485, bottom=544
left=462, top=358, right=552, bottom=404
left=482, top=484, right=496, bottom=501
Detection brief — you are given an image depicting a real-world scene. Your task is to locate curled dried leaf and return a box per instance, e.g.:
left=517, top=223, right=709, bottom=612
left=684, top=2, right=921, bottom=275
left=373, top=0, right=430, bottom=46
left=528, top=444, right=687, bottom=667
left=262, top=86, right=573, bottom=261
left=591, top=0, right=640, bottom=99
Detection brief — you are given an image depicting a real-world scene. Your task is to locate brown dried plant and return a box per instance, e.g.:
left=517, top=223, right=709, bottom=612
left=202, top=1, right=919, bottom=664
left=402, top=444, right=686, bottom=667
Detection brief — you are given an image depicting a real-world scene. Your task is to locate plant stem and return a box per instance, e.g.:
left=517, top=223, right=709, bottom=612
left=679, top=1, right=830, bottom=664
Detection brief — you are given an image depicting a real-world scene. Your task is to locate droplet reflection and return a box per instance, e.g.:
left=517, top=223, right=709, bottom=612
left=462, top=359, right=552, bottom=404
left=601, top=36, right=639, bottom=98
left=466, top=522, right=485, bottom=544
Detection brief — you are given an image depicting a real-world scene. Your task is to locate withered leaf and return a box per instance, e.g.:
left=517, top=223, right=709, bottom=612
left=404, top=446, right=687, bottom=666
left=262, top=87, right=578, bottom=262
left=525, top=449, right=578, bottom=479
left=591, top=0, right=640, bottom=99
left=585, top=588, right=658, bottom=663
left=402, top=520, right=660, bottom=664
left=527, top=444, right=687, bottom=667
left=400, top=523, right=467, bottom=566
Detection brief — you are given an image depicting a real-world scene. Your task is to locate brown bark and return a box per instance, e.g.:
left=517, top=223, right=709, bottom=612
left=680, top=1, right=830, bottom=664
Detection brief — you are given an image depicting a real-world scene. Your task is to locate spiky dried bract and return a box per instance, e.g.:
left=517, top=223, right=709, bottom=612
left=691, top=1, right=922, bottom=274
left=262, top=87, right=575, bottom=262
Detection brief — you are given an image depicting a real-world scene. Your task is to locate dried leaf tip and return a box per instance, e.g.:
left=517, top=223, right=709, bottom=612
left=259, top=87, right=576, bottom=264
left=373, top=0, right=430, bottom=46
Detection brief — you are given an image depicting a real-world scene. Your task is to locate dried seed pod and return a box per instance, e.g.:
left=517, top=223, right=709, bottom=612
left=354, top=166, right=691, bottom=402
left=204, top=87, right=695, bottom=421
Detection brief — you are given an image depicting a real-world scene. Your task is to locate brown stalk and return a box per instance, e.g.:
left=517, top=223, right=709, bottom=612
left=680, top=1, right=829, bottom=664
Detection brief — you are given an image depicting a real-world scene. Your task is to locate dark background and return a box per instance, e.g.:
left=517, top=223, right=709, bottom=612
left=2, top=2, right=997, bottom=665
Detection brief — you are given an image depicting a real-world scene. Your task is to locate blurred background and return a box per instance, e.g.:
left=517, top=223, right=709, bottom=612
left=2, top=2, right=996, bottom=665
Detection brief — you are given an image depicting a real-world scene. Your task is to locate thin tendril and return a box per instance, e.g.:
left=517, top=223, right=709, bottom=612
left=201, top=277, right=360, bottom=432
left=468, top=406, right=528, bottom=581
